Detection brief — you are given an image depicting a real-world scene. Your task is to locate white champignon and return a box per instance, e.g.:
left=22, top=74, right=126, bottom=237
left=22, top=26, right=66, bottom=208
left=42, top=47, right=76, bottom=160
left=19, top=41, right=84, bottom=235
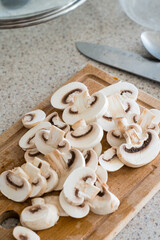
left=34, top=125, right=65, bottom=155
left=21, top=162, right=47, bottom=197
left=97, top=111, right=116, bottom=132
left=99, top=147, right=124, bottom=172
left=45, top=149, right=85, bottom=190
left=117, top=129, right=160, bottom=167
left=107, top=94, right=126, bottom=118
left=51, top=82, right=88, bottom=110
left=150, top=109, right=160, bottom=124
left=120, top=97, right=140, bottom=115
left=20, top=198, right=59, bottom=231
left=93, top=143, right=102, bottom=157
left=66, top=120, right=103, bottom=149
left=45, top=112, right=70, bottom=133
left=19, top=122, right=51, bottom=150
left=63, top=167, right=100, bottom=206
left=44, top=195, right=68, bottom=217
left=90, top=185, right=120, bottom=215
left=0, top=169, right=31, bottom=202
left=107, top=130, right=125, bottom=148
left=32, top=157, right=58, bottom=193
left=138, top=109, right=155, bottom=131
left=59, top=190, right=90, bottom=218
left=22, top=109, right=46, bottom=129
left=57, top=139, right=71, bottom=153
left=62, top=91, right=108, bottom=125
left=83, top=149, right=98, bottom=171
left=13, top=226, right=40, bottom=240
left=96, top=165, right=108, bottom=184
left=99, top=81, right=138, bottom=100
left=24, top=148, right=44, bottom=163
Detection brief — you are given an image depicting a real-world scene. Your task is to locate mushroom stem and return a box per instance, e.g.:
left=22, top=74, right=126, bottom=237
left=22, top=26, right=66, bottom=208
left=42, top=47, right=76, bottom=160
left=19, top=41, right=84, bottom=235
left=47, top=125, right=65, bottom=147
left=108, top=95, right=125, bottom=118
left=72, top=119, right=87, bottom=130
left=138, top=109, right=155, bottom=130
left=125, top=128, right=141, bottom=145
left=79, top=182, right=100, bottom=200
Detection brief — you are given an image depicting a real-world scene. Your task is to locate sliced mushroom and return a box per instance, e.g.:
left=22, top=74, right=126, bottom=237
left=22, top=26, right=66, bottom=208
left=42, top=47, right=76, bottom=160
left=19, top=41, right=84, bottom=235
left=57, top=139, right=71, bottom=153
left=63, top=167, right=100, bottom=206
left=107, top=130, right=125, bottom=148
left=59, top=190, right=90, bottom=218
left=117, top=129, right=160, bottom=167
left=22, top=109, right=46, bottom=129
left=0, top=169, right=31, bottom=202
left=150, top=109, right=160, bottom=124
left=62, top=91, right=108, bottom=125
left=93, top=143, right=102, bottom=156
left=99, top=81, right=138, bottom=100
left=99, top=147, right=124, bottom=172
left=13, top=226, right=40, bottom=240
left=45, top=112, right=70, bottom=133
left=138, top=109, right=155, bottom=131
left=121, top=97, right=140, bottom=115
left=19, top=122, right=51, bottom=150
left=32, top=157, right=58, bottom=193
left=90, top=185, right=120, bottom=215
left=96, top=165, right=108, bottom=183
left=34, top=125, right=65, bottom=155
left=83, top=149, right=98, bottom=171
left=20, top=198, right=59, bottom=230
left=107, top=94, right=126, bottom=118
left=51, top=82, right=88, bottom=110
left=21, top=162, right=47, bottom=197
left=44, top=195, right=68, bottom=217
left=66, top=120, right=103, bottom=149
left=45, top=149, right=85, bottom=190
left=97, top=111, right=116, bottom=132
left=24, top=148, right=44, bottom=163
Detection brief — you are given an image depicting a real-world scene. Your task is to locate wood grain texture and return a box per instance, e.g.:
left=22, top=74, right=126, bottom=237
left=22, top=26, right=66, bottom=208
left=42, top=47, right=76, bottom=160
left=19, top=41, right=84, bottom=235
left=0, top=64, right=160, bottom=240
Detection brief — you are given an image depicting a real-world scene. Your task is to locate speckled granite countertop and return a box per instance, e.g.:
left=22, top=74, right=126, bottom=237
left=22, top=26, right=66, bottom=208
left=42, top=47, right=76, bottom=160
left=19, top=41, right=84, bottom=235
left=0, top=0, right=160, bottom=239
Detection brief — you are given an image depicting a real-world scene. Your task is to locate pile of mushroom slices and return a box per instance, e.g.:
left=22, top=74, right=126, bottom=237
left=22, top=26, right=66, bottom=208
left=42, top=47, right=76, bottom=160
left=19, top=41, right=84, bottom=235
left=1, top=81, right=160, bottom=239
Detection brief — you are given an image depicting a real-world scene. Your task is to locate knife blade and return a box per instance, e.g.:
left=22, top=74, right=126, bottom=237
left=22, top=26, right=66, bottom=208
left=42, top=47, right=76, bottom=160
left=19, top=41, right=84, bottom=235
left=76, top=42, right=160, bottom=83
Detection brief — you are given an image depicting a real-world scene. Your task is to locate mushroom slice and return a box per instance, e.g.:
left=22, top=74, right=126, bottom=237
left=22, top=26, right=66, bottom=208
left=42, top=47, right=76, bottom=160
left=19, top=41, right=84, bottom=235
left=99, top=148, right=124, bottom=172
left=107, top=94, right=126, bottom=118
left=117, top=129, right=160, bottom=168
left=138, top=109, right=155, bottom=131
left=19, top=122, right=51, bottom=150
left=90, top=185, right=120, bottom=215
left=99, top=81, right=138, bottom=100
left=24, top=148, right=44, bottom=163
left=96, top=165, right=108, bottom=183
left=0, top=169, right=31, bottom=202
left=63, top=167, right=100, bottom=206
left=93, top=143, right=102, bottom=157
left=44, top=195, right=68, bottom=217
left=45, top=149, right=85, bottom=190
left=32, top=157, right=58, bottom=193
left=51, top=82, right=88, bottom=110
left=57, top=139, right=71, bottom=153
left=59, top=190, right=90, bottom=218
left=107, top=130, right=125, bottom=147
left=35, top=125, right=65, bottom=155
left=83, top=149, right=98, bottom=171
left=97, top=111, right=116, bottom=132
left=150, top=109, right=160, bottom=124
left=21, top=162, right=47, bottom=197
left=20, top=200, right=59, bottom=230
left=45, top=112, right=70, bottom=133
left=13, top=226, right=40, bottom=240
left=62, top=91, right=108, bottom=125
left=22, top=109, right=46, bottom=129
left=121, top=98, right=140, bottom=115
left=66, top=120, right=103, bottom=149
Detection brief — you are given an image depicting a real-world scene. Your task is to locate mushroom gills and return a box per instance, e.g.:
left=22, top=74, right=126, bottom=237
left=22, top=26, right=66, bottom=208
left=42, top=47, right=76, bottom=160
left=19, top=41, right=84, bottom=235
left=45, top=112, right=70, bottom=133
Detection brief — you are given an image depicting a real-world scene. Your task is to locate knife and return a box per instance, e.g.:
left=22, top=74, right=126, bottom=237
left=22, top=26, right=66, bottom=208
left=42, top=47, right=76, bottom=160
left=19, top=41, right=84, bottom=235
left=76, top=42, right=160, bottom=83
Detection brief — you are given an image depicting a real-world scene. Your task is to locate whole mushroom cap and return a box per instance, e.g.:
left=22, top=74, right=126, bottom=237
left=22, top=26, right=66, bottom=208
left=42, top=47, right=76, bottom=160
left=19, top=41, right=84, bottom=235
left=51, top=82, right=88, bottom=110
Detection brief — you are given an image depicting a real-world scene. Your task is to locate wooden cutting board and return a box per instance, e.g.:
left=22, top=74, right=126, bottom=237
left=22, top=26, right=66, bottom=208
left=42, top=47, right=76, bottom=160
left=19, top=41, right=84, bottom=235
left=0, top=64, right=160, bottom=240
